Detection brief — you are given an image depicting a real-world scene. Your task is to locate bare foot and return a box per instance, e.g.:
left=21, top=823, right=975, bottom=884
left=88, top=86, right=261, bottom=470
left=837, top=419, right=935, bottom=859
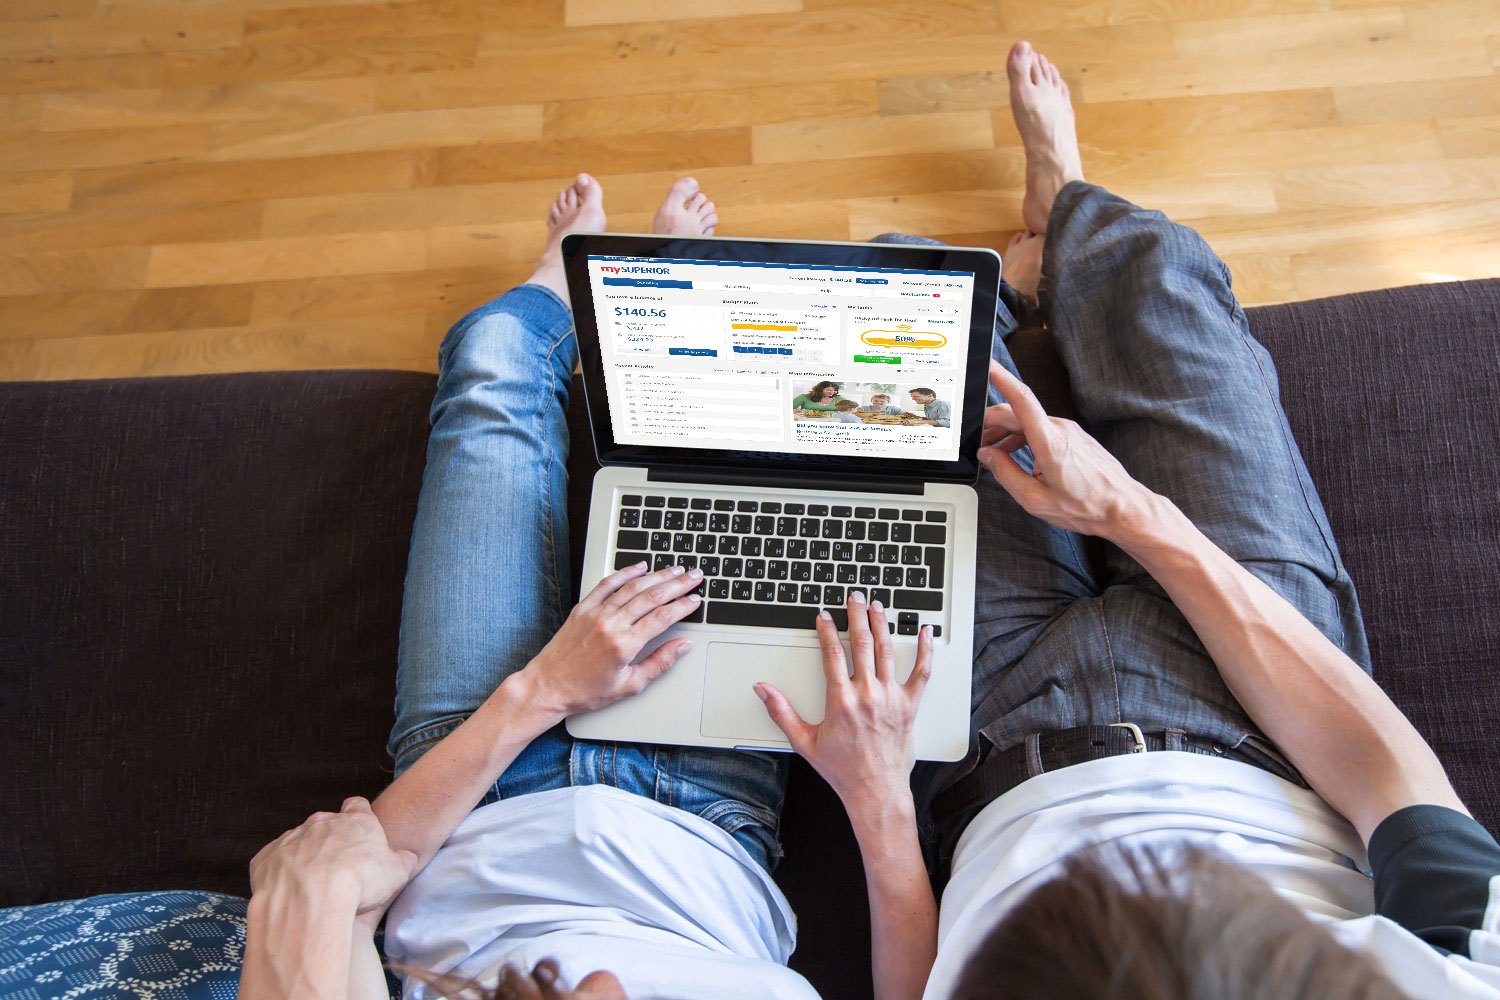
left=526, top=173, right=606, bottom=304
left=1007, top=40, right=1083, bottom=234
left=652, top=176, right=718, bottom=236
left=1002, top=230, right=1043, bottom=303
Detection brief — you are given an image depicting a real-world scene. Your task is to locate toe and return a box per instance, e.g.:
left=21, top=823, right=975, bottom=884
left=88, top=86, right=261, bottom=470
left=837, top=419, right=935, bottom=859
left=1029, top=58, right=1043, bottom=86
left=698, top=199, right=716, bottom=218
left=665, top=176, right=699, bottom=204
left=688, top=192, right=707, bottom=210
left=1007, top=230, right=1026, bottom=248
left=576, top=172, right=602, bottom=206
left=1050, top=62, right=1062, bottom=87
left=703, top=212, right=719, bottom=231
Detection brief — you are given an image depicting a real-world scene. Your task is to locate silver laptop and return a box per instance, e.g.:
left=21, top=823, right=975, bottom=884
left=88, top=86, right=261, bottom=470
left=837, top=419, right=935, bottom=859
left=560, top=233, right=1001, bottom=761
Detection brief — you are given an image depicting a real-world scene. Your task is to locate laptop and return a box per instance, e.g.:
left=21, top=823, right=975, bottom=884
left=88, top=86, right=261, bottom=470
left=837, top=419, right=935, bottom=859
left=560, top=233, right=1001, bottom=761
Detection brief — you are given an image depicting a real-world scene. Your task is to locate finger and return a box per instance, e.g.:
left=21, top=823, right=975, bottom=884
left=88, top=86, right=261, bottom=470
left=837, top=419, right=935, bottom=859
left=905, top=625, right=935, bottom=699
left=754, top=682, right=815, bottom=752
left=988, top=360, right=1055, bottom=461
left=982, top=402, right=1023, bottom=433
left=867, top=599, right=893, bottom=681
left=977, top=444, right=1043, bottom=505
left=341, top=796, right=370, bottom=814
left=631, top=638, right=692, bottom=688
left=621, top=566, right=702, bottom=624
left=814, top=610, right=850, bottom=690
left=845, top=590, right=872, bottom=679
left=629, top=592, right=703, bottom=644
left=579, top=560, right=651, bottom=610
left=605, top=564, right=687, bottom=612
left=396, top=849, right=419, bottom=875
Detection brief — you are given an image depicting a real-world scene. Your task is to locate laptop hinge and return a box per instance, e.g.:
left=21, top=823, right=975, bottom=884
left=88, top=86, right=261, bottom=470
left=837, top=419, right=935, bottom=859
left=646, top=466, right=924, bottom=496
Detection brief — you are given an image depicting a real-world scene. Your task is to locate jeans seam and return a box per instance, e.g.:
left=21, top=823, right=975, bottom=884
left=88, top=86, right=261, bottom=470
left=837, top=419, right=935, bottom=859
left=539, top=316, right=575, bottom=630
left=1093, top=598, right=1123, bottom=722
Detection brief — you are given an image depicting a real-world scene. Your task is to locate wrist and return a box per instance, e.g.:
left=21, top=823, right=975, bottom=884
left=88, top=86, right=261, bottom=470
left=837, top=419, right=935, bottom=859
left=842, top=787, right=918, bottom=839
left=1100, top=488, right=1182, bottom=552
left=490, top=667, right=568, bottom=734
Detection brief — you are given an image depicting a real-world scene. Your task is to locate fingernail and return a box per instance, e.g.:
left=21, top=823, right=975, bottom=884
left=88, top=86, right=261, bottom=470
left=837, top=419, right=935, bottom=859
left=753, top=684, right=767, bottom=701
left=634, top=560, right=647, bottom=569
left=923, top=625, right=932, bottom=636
left=689, top=567, right=703, bottom=579
left=678, top=641, right=692, bottom=655
left=672, top=565, right=685, bottom=575
left=872, top=600, right=884, bottom=613
left=818, top=609, right=831, bottom=620
left=688, top=593, right=701, bottom=603
left=851, top=590, right=867, bottom=604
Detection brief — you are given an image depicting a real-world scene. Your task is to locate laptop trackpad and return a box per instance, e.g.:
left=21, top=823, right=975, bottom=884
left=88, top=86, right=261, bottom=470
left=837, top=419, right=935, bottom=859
left=701, top=641, right=829, bottom=743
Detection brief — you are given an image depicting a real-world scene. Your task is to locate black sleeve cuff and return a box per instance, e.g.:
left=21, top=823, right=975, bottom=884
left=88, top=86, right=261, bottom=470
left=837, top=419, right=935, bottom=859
left=1367, top=804, right=1500, bottom=957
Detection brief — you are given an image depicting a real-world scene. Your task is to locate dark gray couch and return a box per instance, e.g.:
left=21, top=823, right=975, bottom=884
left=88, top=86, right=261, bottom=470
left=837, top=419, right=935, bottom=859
left=3, top=279, right=1497, bottom=1000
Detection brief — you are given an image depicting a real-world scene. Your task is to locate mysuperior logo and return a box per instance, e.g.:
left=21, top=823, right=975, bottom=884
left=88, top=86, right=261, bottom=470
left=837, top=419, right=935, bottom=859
left=599, top=265, right=671, bottom=275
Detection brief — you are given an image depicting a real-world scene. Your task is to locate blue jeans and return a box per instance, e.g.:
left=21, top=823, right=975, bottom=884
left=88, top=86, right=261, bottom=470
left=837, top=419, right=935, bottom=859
left=386, top=285, right=787, bottom=871
left=886, top=183, right=1371, bottom=850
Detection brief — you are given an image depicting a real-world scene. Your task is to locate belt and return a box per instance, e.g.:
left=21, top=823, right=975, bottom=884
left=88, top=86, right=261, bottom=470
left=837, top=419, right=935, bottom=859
left=931, top=723, right=1241, bottom=823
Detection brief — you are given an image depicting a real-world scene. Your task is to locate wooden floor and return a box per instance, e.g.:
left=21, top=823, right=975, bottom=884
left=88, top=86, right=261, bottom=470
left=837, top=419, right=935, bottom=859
left=1, top=0, right=1498, bottom=380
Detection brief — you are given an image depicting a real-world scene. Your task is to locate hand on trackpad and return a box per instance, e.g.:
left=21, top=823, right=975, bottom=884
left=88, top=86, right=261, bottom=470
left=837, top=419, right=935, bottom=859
left=700, top=641, right=830, bottom=743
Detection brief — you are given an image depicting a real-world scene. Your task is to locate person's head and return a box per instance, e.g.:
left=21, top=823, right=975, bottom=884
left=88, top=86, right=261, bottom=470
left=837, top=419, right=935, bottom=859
left=809, top=380, right=841, bottom=401
left=870, top=394, right=890, bottom=405
left=909, top=388, right=936, bottom=404
left=835, top=399, right=860, bottom=411
left=400, top=958, right=627, bottom=1000
left=951, top=845, right=1406, bottom=1000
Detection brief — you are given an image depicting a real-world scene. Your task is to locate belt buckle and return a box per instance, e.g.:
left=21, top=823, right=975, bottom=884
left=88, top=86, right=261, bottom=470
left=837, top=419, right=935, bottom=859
left=1108, top=722, right=1148, bottom=753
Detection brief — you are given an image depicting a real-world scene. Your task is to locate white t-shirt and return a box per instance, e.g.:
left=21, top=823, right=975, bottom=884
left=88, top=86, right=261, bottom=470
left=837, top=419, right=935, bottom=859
left=384, top=785, right=819, bottom=1000
left=925, top=752, right=1500, bottom=999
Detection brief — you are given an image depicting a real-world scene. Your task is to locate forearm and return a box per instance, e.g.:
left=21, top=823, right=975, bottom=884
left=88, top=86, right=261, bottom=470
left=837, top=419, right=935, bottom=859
left=1110, top=495, right=1465, bottom=842
left=240, top=878, right=359, bottom=1000
left=847, top=796, right=937, bottom=1000
left=373, top=670, right=560, bottom=871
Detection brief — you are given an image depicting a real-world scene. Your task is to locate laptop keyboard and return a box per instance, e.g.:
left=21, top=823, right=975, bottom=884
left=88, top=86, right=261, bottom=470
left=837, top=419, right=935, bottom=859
left=612, top=492, right=947, bottom=636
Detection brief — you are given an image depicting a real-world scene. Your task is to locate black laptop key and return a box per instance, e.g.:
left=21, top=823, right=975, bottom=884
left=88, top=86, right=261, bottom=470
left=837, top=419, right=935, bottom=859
left=645, top=495, right=666, bottom=508
left=650, top=531, right=672, bottom=551
left=824, top=607, right=850, bottom=630
left=924, top=546, right=945, bottom=578
left=914, top=524, right=946, bottom=544
left=642, top=509, right=663, bottom=529
left=721, top=557, right=743, bottom=577
left=810, top=540, right=830, bottom=560
left=755, top=515, right=775, bottom=534
left=707, top=601, right=819, bottom=630
left=719, top=536, right=740, bottom=555
left=824, top=585, right=845, bottom=606
left=709, top=513, right=730, bottom=532
left=745, top=559, right=766, bottom=579
left=668, top=496, right=689, bottom=509
left=901, top=545, right=923, bottom=565
left=741, top=537, right=762, bottom=557
left=690, top=498, right=712, bottom=510
left=799, top=518, right=821, bottom=538
left=768, top=561, right=790, bottom=580
left=859, top=566, right=881, bottom=585
left=871, top=587, right=893, bottom=608
left=787, top=539, right=808, bottom=559
left=622, top=494, right=643, bottom=506
left=821, top=519, right=843, bottom=539
left=895, top=589, right=943, bottom=611
left=731, top=514, right=752, bottom=533
left=777, top=583, right=799, bottom=603
left=925, top=510, right=947, bottom=522
left=664, top=511, right=685, bottom=530
left=699, top=556, right=720, bottom=575
left=682, top=601, right=705, bottom=623
left=906, top=567, right=927, bottom=588
left=737, top=500, right=758, bottom=512
left=672, top=533, right=694, bottom=553
left=832, top=506, right=852, bottom=518
left=761, top=502, right=782, bottom=514
left=878, top=543, right=899, bottom=563
left=776, top=517, right=798, bottom=537
left=897, top=612, right=919, bottom=635
left=763, top=538, right=785, bottom=558
left=676, top=554, right=697, bottom=570
left=890, top=522, right=913, bottom=543
left=617, top=529, right=648, bottom=550
left=855, top=543, right=876, bottom=562
left=784, top=502, right=806, bottom=515
left=695, top=534, right=717, bottom=554
left=687, top=512, right=708, bottom=532
left=709, top=579, right=730, bottom=600
left=844, top=521, right=866, bottom=540
left=813, top=563, right=834, bottom=583
left=882, top=566, right=904, bottom=587
left=867, top=522, right=889, bottom=542
left=808, top=504, right=829, bottom=516
left=619, top=509, right=641, bottom=528
left=878, top=508, right=899, bottom=519
left=833, top=542, right=854, bottom=561
left=615, top=551, right=649, bottom=570
left=653, top=554, right=674, bottom=571
left=836, top=564, right=858, bottom=583
left=800, top=584, right=821, bottom=604
left=714, top=499, right=735, bottom=511
left=855, top=506, right=876, bottom=518
left=901, top=509, right=923, bottom=522
left=732, top=580, right=753, bottom=600
left=754, top=582, right=776, bottom=602
left=791, top=562, right=812, bottom=581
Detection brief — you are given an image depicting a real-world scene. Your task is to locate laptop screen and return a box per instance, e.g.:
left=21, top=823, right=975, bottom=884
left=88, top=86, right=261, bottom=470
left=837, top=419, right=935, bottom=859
left=586, top=254, right=977, bottom=463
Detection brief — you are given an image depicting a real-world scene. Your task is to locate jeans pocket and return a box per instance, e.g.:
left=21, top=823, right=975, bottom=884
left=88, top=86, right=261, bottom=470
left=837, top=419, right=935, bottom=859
left=696, top=798, right=784, bottom=871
